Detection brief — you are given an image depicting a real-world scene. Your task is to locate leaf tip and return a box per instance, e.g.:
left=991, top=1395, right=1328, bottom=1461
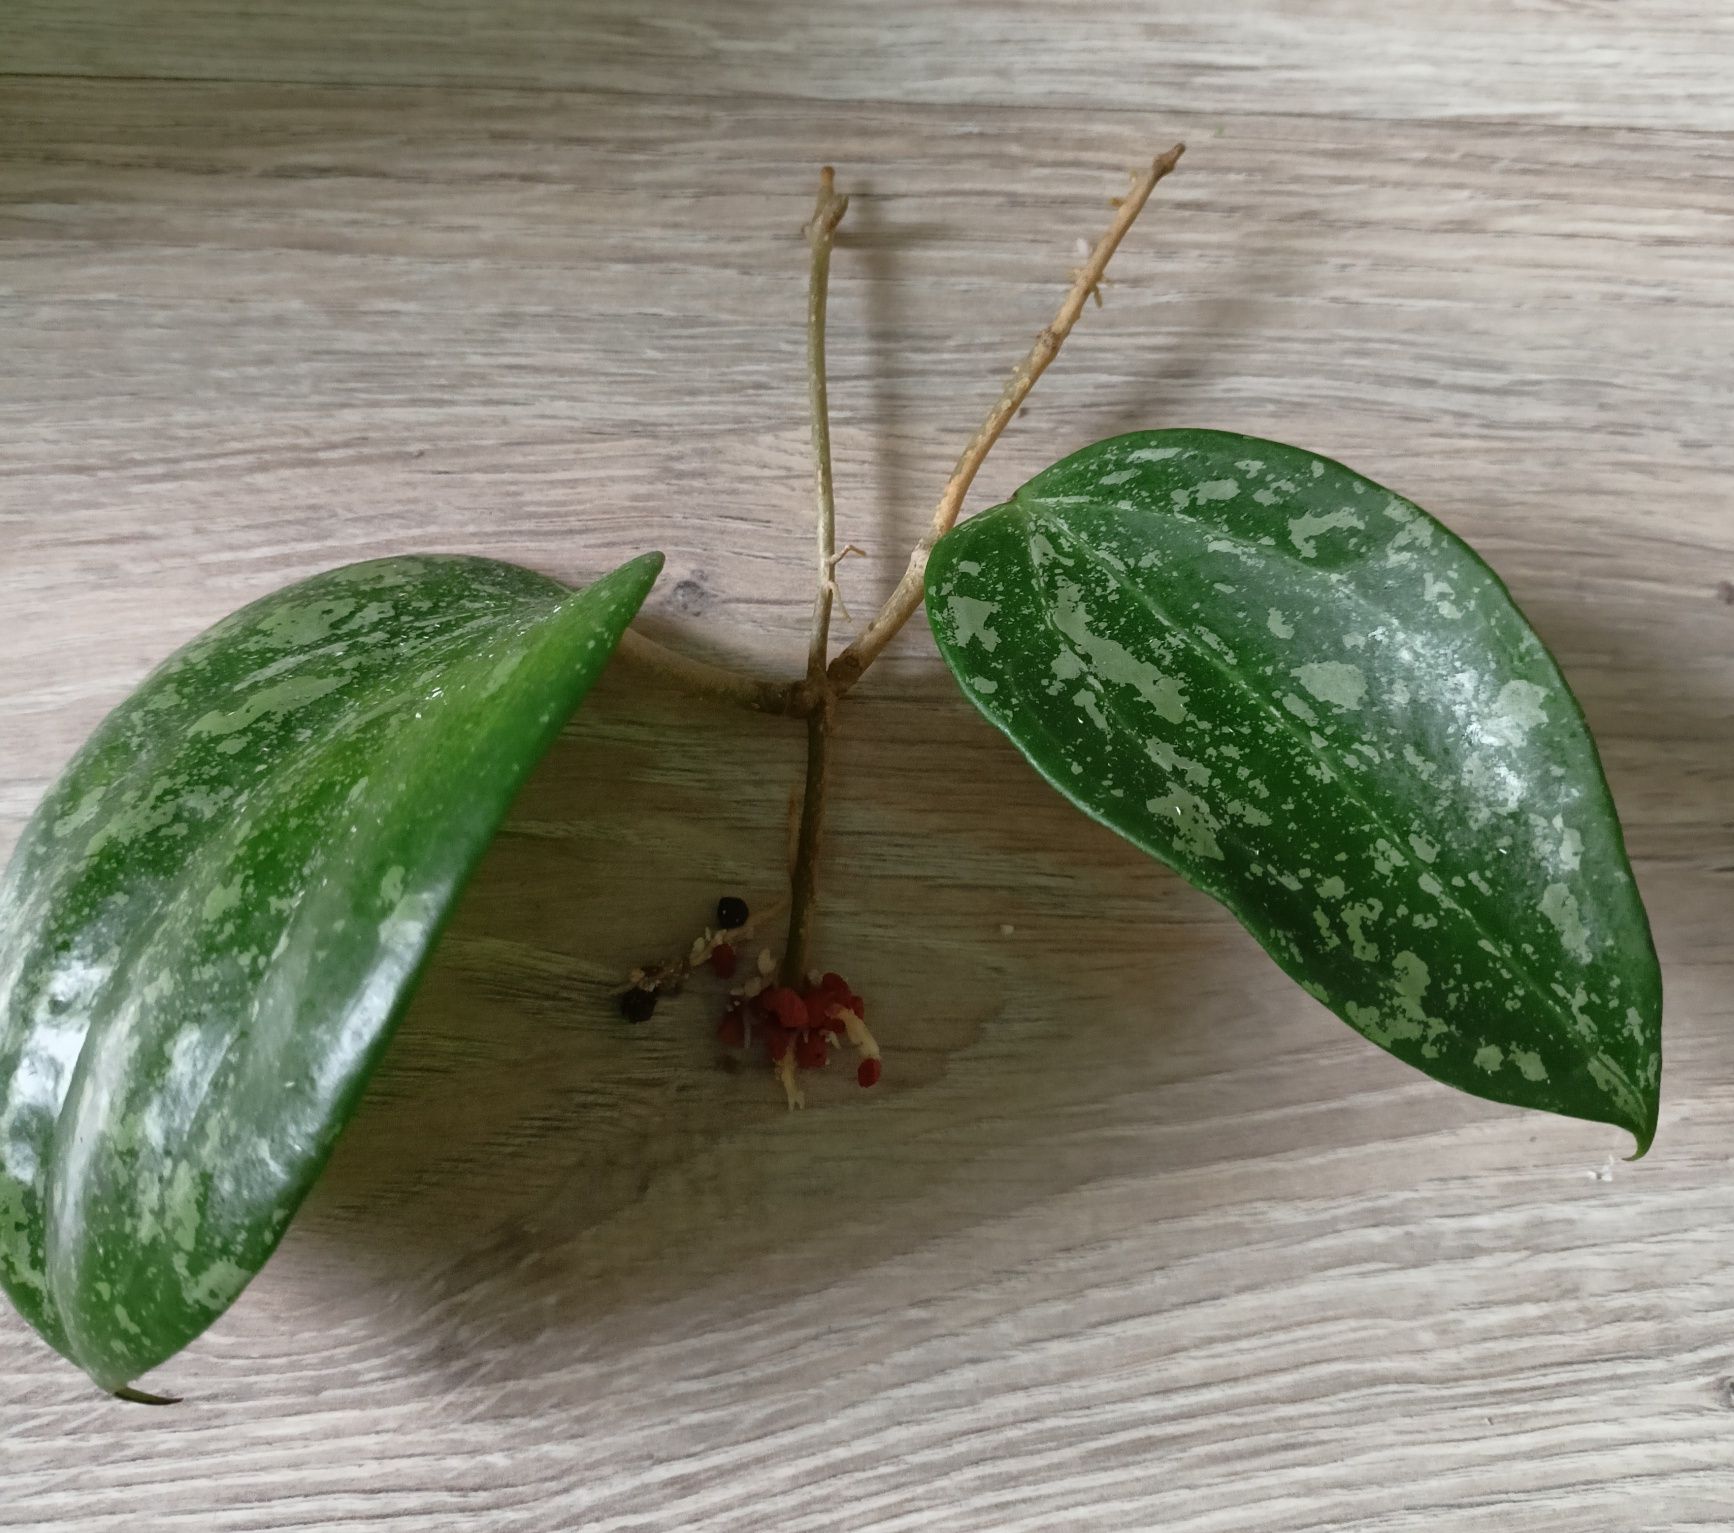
left=621, top=549, right=666, bottom=588
left=111, top=1383, right=183, bottom=1406
left=1624, top=1105, right=1659, bottom=1162
left=580, top=550, right=665, bottom=624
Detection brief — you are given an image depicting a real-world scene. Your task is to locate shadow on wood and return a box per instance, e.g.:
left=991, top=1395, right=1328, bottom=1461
left=269, top=660, right=1380, bottom=1406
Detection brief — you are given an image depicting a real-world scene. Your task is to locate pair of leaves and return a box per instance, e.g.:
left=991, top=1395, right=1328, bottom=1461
left=0, top=429, right=1661, bottom=1394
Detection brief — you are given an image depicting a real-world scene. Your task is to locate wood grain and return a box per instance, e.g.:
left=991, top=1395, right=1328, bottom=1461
left=3, top=6, right=1733, bottom=1529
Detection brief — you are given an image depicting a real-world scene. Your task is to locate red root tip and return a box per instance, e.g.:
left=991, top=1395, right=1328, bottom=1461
left=756, top=986, right=807, bottom=1033
left=795, top=1031, right=829, bottom=1070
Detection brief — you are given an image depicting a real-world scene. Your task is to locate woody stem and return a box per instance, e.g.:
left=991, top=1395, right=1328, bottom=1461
left=781, top=168, right=849, bottom=986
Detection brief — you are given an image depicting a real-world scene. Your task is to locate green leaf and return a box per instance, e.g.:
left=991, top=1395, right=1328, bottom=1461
left=0, top=551, right=661, bottom=1389
left=926, top=429, right=1660, bottom=1152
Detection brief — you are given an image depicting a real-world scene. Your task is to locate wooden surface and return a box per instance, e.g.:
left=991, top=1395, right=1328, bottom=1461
left=4, top=4, right=1733, bottom=1528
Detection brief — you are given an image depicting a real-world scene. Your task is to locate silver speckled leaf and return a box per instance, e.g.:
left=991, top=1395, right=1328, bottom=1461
left=0, top=552, right=661, bottom=1389
left=925, top=429, right=1660, bottom=1151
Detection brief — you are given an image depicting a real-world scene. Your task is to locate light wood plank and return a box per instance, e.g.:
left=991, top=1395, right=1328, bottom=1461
left=8, top=1, right=1734, bottom=133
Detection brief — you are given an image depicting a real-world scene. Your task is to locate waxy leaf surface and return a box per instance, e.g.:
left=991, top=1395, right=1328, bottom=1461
left=926, top=430, right=1659, bottom=1150
left=0, top=552, right=661, bottom=1388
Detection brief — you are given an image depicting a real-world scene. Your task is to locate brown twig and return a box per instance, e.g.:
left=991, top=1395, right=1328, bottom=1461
left=781, top=168, right=849, bottom=985
left=824, top=141, right=1185, bottom=698
left=615, top=145, right=1184, bottom=718
left=801, top=167, right=849, bottom=689
left=782, top=701, right=832, bottom=986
